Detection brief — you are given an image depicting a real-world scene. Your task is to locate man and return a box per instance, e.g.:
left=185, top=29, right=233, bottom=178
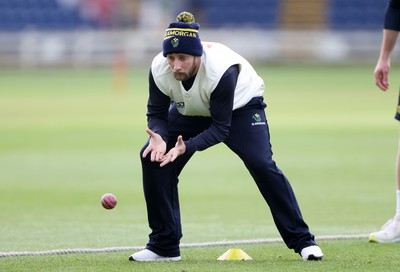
left=370, top=0, right=400, bottom=243
left=129, top=11, right=323, bottom=261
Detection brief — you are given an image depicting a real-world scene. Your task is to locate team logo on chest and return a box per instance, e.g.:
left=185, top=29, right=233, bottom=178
left=176, top=102, right=185, bottom=108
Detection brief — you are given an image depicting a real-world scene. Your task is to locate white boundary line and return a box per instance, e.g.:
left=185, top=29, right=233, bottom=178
left=0, top=234, right=368, bottom=258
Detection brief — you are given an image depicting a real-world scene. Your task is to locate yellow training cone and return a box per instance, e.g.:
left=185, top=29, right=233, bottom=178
left=217, top=248, right=252, bottom=261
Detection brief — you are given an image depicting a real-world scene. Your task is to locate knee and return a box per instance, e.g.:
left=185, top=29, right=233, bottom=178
left=245, top=156, right=278, bottom=174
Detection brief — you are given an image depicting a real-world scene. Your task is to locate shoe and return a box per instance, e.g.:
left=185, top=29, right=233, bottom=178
left=300, top=245, right=323, bottom=261
left=369, top=215, right=400, bottom=243
left=128, top=249, right=181, bottom=262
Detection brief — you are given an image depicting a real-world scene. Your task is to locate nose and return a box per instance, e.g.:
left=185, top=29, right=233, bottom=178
left=171, top=61, right=181, bottom=72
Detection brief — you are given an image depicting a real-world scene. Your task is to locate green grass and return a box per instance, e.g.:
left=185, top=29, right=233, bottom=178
left=1, top=64, right=400, bottom=271
left=2, top=240, right=400, bottom=272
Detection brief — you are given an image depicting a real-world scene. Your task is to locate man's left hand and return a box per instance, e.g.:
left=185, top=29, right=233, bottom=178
left=160, top=135, right=186, bottom=167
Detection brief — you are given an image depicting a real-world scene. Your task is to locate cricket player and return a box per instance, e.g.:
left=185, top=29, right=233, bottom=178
left=129, top=11, right=323, bottom=261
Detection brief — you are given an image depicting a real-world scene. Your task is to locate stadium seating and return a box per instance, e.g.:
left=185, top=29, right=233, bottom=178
left=201, top=0, right=278, bottom=28
left=328, top=0, right=387, bottom=29
left=0, top=0, right=97, bottom=31
left=0, top=0, right=390, bottom=31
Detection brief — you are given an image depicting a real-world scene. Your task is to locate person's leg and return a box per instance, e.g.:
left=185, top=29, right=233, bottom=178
left=369, top=134, right=400, bottom=243
left=396, top=138, right=400, bottom=212
left=140, top=144, right=189, bottom=257
left=395, top=97, right=400, bottom=214
left=224, top=97, right=321, bottom=258
left=131, top=106, right=212, bottom=260
left=369, top=96, right=400, bottom=243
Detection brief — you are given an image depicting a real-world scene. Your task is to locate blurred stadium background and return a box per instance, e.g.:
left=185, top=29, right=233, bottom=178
left=0, top=0, right=394, bottom=68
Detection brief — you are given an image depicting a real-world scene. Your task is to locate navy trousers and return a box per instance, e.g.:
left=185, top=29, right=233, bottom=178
left=140, top=97, right=316, bottom=257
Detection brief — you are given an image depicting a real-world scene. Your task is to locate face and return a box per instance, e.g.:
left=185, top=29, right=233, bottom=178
left=166, top=53, right=200, bottom=81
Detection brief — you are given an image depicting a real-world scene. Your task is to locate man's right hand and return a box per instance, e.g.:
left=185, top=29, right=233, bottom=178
left=142, top=128, right=167, bottom=162
left=374, top=59, right=390, bottom=91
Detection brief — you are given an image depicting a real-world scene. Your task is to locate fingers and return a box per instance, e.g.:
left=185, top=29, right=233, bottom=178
left=142, top=128, right=166, bottom=161
left=375, top=72, right=388, bottom=91
left=154, top=151, right=165, bottom=162
left=375, top=80, right=385, bottom=91
left=160, top=152, right=176, bottom=167
left=376, top=79, right=389, bottom=91
left=176, top=135, right=183, bottom=145
left=374, top=65, right=389, bottom=91
left=380, top=75, right=389, bottom=90
left=161, top=135, right=185, bottom=167
left=142, top=145, right=151, bottom=158
left=143, top=145, right=164, bottom=162
left=145, top=127, right=153, bottom=136
left=159, top=156, right=170, bottom=167
left=142, top=128, right=154, bottom=158
left=143, top=130, right=183, bottom=166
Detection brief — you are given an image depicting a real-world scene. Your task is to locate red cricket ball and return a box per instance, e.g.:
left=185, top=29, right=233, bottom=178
left=101, top=193, right=117, bottom=209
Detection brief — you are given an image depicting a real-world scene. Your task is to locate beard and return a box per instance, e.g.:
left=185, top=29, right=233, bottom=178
left=173, top=72, right=189, bottom=81
left=173, top=57, right=198, bottom=81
